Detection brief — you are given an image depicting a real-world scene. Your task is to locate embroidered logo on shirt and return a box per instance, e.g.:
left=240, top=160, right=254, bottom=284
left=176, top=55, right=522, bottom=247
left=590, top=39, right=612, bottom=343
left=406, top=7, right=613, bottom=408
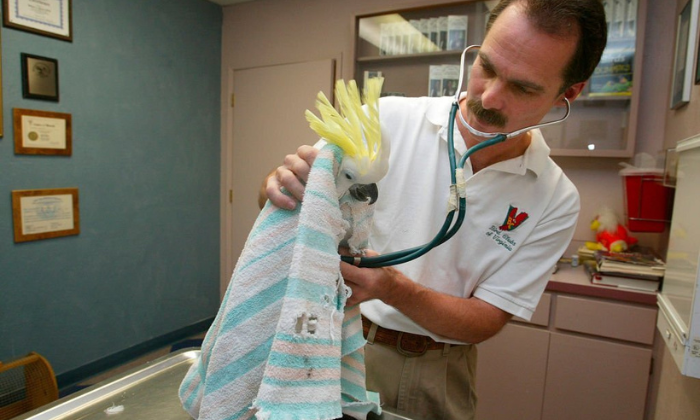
left=485, top=205, right=528, bottom=252
left=499, top=205, right=529, bottom=231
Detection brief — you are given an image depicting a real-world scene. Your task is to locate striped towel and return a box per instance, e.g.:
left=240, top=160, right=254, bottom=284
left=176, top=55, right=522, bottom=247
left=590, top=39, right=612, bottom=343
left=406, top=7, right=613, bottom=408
left=179, top=144, right=380, bottom=420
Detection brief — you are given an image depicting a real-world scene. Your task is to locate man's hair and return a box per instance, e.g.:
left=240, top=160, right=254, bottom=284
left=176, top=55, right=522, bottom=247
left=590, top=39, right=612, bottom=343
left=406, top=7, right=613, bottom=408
left=486, top=0, right=608, bottom=92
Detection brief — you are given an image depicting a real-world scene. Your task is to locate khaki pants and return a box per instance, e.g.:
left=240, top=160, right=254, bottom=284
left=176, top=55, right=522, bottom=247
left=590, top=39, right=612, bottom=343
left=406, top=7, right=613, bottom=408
left=364, top=337, right=478, bottom=420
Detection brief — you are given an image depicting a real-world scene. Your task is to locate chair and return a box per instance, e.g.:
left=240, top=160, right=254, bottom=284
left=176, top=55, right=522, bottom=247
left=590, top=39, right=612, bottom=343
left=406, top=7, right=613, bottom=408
left=0, top=352, right=58, bottom=420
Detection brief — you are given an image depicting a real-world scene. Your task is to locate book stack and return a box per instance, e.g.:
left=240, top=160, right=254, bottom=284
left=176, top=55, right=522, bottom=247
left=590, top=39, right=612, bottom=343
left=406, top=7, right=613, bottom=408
left=428, top=64, right=463, bottom=97
left=379, top=15, right=468, bottom=56
left=585, top=248, right=665, bottom=292
left=576, top=245, right=597, bottom=263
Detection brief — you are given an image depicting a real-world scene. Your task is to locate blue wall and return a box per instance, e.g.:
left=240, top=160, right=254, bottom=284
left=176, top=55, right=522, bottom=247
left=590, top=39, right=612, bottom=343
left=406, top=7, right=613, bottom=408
left=0, top=0, right=222, bottom=383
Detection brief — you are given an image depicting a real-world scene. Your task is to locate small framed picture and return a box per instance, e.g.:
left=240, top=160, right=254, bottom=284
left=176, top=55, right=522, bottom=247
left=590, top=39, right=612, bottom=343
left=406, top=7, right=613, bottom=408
left=21, top=53, right=59, bottom=101
left=12, top=188, right=80, bottom=243
left=2, top=0, right=72, bottom=42
left=13, top=108, right=72, bottom=156
left=670, top=0, right=699, bottom=109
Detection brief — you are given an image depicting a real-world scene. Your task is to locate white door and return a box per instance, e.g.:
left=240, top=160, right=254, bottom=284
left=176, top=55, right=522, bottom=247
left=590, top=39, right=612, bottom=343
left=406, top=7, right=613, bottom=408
left=223, top=59, right=335, bottom=295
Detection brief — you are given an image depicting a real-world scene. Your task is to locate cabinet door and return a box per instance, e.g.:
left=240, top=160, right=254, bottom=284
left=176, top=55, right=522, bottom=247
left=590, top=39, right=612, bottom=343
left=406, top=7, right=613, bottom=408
left=475, top=323, right=550, bottom=420
left=541, top=333, right=652, bottom=420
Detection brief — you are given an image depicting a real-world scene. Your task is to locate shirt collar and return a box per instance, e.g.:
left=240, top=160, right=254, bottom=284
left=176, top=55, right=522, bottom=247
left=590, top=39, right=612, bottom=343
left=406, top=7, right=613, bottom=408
left=426, top=96, right=469, bottom=156
left=425, top=97, right=551, bottom=177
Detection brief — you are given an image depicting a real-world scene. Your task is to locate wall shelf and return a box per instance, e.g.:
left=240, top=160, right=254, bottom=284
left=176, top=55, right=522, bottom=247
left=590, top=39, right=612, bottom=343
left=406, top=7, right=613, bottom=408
left=352, top=0, right=647, bottom=157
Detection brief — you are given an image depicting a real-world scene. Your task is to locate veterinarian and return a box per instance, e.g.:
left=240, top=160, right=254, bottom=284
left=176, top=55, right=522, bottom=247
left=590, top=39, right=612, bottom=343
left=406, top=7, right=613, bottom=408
left=262, top=1, right=607, bottom=418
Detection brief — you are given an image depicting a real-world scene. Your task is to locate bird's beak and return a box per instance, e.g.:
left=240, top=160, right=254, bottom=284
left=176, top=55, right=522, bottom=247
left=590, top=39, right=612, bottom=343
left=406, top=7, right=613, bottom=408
left=348, top=183, right=379, bottom=205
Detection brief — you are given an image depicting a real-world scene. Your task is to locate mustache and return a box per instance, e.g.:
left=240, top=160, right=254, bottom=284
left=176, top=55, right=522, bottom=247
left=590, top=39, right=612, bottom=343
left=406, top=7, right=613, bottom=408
left=467, top=98, right=507, bottom=128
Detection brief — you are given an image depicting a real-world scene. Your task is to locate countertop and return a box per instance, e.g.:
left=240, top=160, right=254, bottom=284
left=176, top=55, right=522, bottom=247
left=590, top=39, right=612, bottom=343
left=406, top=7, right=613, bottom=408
left=546, top=263, right=658, bottom=306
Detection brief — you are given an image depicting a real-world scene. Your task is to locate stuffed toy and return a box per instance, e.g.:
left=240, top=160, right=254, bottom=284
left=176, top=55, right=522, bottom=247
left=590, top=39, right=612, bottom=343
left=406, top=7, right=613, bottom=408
left=585, top=207, right=637, bottom=253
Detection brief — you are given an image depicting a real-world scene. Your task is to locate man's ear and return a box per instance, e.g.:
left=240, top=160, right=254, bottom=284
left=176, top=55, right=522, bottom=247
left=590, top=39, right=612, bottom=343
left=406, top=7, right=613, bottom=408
left=560, top=81, right=587, bottom=105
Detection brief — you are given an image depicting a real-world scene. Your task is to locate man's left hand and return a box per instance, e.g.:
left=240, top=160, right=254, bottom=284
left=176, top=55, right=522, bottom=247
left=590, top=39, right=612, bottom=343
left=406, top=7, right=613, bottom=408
left=339, top=249, right=402, bottom=306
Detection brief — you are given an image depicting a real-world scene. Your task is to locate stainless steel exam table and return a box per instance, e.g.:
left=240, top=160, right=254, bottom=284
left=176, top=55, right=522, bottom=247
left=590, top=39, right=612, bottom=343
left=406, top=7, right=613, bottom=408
left=13, top=349, right=413, bottom=420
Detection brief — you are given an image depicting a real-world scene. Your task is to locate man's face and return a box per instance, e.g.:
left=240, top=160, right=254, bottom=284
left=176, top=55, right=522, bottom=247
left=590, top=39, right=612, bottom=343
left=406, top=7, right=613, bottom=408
left=464, top=4, right=582, bottom=137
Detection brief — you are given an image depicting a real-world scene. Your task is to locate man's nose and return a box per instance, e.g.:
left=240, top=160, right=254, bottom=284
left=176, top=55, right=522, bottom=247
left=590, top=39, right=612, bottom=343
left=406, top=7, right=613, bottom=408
left=480, top=78, right=506, bottom=111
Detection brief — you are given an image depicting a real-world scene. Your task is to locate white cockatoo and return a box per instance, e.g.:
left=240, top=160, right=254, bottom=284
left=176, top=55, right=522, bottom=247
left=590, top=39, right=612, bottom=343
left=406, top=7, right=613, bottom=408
left=305, top=77, right=389, bottom=204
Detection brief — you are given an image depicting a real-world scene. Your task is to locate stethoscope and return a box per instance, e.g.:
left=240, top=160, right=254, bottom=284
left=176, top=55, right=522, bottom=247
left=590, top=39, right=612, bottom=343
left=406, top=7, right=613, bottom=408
left=340, top=45, right=570, bottom=268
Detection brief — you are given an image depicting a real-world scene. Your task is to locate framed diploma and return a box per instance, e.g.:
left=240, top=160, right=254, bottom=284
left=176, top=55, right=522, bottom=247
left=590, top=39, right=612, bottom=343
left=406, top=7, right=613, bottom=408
left=2, top=0, right=72, bottom=42
left=13, top=108, right=72, bottom=156
left=12, top=188, right=80, bottom=243
left=21, top=53, right=59, bottom=101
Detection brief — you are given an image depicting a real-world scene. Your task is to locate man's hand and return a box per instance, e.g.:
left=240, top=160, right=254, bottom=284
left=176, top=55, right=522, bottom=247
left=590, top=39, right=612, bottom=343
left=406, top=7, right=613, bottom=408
left=339, top=249, right=402, bottom=306
left=262, top=145, right=319, bottom=210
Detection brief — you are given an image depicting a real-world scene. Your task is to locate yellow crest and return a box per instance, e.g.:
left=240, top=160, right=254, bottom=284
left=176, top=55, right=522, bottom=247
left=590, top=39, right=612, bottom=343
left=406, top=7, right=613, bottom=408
left=305, top=78, right=383, bottom=174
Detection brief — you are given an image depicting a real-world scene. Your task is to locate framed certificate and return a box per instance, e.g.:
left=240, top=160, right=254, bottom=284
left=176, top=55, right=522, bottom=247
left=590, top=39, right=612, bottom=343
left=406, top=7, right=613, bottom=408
left=12, top=188, right=80, bottom=243
left=21, top=53, right=59, bottom=101
left=13, top=108, right=72, bottom=156
left=2, top=0, right=72, bottom=42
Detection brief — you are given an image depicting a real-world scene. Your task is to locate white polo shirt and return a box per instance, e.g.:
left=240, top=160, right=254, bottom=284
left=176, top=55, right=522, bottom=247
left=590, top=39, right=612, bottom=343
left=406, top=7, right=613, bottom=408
left=360, top=95, right=580, bottom=344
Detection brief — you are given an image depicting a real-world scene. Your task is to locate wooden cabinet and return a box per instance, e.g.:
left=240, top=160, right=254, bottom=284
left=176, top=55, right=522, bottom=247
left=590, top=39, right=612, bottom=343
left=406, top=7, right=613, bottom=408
left=476, top=323, right=550, bottom=420
left=542, top=333, right=652, bottom=420
left=352, top=0, right=647, bottom=157
left=475, top=292, right=656, bottom=420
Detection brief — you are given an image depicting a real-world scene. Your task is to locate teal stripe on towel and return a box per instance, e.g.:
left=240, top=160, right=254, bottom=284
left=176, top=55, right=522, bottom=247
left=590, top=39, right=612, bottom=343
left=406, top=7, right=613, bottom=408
left=206, top=336, right=274, bottom=394
left=220, top=280, right=288, bottom=336
left=237, top=236, right=295, bottom=274
left=305, top=188, right=342, bottom=207
left=341, top=377, right=369, bottom=400
left=182, top=376, right=202, bottom=411
left=341, top=360, right=364, bottom=377
left=343, top=349, right=365, bottom=364
left=180, top=360, right=199, bottom=389
left=296, top=225, right=338, bottom=254
left=342, top=330, right=367, bottom=354
left=311, top=156, right=334, bottom=172
left=323, top=144, right=344, bottom=166
left=342, top=311, right=362, bottom=327
left=256, top=199, right=301, bottom=229
left=285, top=277, right=333, bottom=303
left=267, top=352, right=341, bottom=370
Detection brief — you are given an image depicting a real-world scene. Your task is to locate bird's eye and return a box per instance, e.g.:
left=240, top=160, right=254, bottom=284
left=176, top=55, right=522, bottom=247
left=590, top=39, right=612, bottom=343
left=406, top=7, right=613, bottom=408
left=345, top=173, right=352, bottom=180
